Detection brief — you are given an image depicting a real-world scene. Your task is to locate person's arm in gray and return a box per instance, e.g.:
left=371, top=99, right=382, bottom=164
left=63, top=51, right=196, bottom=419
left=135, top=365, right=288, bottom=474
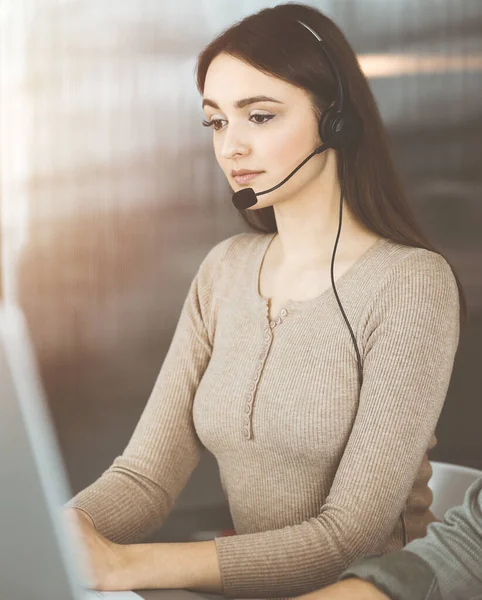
left=339, top=477, right=482, bottom=600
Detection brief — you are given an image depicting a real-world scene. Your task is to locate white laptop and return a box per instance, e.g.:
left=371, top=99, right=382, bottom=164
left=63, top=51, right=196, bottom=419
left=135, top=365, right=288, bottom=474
left=0, top=303, right=208, bottom=600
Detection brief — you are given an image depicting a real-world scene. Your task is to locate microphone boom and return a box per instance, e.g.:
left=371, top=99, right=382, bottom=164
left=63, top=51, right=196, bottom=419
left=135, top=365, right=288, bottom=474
left=232, top=141, right=331, bottom=209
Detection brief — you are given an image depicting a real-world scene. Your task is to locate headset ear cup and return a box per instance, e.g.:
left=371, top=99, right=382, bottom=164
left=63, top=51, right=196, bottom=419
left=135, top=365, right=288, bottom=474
left=319, top=109, right=358, bottom=150
left=319, top=107, right=337, bottom=145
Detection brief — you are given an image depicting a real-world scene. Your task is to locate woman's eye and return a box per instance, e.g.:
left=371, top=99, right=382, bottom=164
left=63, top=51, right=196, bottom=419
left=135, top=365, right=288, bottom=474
left=202, top=118, right=225, bottom=131
left=250, top=113, right=275, bottom=125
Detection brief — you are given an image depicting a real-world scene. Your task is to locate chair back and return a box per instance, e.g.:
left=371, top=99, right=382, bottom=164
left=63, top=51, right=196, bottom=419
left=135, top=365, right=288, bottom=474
left=429, top=460, right=482, bottom=520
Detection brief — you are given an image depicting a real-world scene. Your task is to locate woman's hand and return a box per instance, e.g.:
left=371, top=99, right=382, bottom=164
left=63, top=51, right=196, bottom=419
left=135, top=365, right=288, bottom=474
left=65, top=509, right=223, bottom=592
left=64, top=508, right=131, bottom=591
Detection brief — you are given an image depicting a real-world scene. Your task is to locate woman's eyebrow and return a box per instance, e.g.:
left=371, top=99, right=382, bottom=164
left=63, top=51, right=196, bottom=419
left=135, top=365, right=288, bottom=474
left=202, top=95, right=283, bottom=110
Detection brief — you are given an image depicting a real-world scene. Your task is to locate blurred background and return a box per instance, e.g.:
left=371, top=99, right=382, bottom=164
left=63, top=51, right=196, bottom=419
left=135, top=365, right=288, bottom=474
left=1, top=0, right=481, bottom=542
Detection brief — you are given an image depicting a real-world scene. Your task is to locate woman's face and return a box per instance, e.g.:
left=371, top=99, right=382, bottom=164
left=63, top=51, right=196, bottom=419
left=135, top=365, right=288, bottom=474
left=202, top=53, right=325, bottom=209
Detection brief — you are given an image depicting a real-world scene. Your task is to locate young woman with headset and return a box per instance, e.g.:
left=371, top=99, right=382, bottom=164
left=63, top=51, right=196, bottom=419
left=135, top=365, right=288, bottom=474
left=65, top=4, right=466, bottom=597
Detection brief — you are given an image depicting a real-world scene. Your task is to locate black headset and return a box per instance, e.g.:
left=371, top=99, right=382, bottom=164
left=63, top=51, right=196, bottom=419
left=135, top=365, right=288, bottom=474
left=296, top=20, right=364, bottom=388
left=298, top=20, right=408, bottom=547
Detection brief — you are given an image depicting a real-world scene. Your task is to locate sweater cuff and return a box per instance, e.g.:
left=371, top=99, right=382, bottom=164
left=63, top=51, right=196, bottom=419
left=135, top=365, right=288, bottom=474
left=339, top=550, right=440, bottom=600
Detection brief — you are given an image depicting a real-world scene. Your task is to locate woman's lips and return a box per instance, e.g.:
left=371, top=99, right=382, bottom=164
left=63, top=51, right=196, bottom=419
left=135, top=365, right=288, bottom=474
left=233, top=172, right=263, bottom=185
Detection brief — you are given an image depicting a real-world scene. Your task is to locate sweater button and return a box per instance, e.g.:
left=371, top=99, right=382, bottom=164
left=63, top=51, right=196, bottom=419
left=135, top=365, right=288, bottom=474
left=269, top=320, right=276, bottom=328
left=280, top=308, right=288, bottom=317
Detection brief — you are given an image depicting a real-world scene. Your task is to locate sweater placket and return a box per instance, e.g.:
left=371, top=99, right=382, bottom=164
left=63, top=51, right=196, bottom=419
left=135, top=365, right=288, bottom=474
left=244, top=308, right=289, bottom=440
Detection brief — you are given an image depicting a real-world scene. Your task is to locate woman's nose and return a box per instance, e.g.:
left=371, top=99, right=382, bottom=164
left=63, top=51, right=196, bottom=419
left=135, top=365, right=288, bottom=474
left=219, top=126, right=250, bottom=160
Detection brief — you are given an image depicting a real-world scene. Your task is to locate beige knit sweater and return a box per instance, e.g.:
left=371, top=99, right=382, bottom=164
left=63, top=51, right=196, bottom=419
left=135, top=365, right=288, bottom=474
left=68, top=232, right=460, bottom=598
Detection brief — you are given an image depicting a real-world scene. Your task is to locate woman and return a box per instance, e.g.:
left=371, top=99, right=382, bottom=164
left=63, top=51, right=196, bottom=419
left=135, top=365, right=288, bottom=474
left=66, top=4, right=465, bottom=598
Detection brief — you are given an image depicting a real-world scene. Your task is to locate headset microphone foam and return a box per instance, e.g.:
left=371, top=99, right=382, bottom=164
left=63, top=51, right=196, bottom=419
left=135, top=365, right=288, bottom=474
left=231, top=139, right=332, bottom=210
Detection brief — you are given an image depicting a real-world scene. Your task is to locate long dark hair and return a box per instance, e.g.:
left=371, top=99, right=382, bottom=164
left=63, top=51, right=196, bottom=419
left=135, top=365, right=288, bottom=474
left=195, top=2, right=467, bottom=324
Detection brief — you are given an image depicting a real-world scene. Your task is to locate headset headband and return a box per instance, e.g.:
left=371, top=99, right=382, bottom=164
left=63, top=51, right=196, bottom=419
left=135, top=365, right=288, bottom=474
left=296, top=20, right=344, bottom=114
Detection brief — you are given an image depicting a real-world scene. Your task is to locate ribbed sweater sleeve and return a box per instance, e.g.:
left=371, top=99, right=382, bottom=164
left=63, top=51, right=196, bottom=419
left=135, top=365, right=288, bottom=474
left=66, top=237, right=232, bottom=543
left=341, top=478, right=482, bottom=600
left=214, top=250, right=460, bottom=598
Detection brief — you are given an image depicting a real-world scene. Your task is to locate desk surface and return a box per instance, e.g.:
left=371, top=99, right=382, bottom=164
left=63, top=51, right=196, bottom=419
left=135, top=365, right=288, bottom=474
left=137, top=590, right=221, bottom=600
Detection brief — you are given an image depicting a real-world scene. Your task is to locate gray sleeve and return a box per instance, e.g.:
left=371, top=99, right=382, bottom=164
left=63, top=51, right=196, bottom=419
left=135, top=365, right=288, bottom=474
left=339, top=477, right=482, bottom=600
